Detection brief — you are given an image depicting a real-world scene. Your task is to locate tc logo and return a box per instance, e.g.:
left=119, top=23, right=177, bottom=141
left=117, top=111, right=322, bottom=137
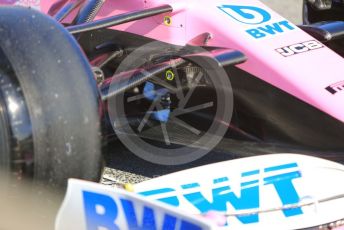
left=218, top=5, right=271, bottom=25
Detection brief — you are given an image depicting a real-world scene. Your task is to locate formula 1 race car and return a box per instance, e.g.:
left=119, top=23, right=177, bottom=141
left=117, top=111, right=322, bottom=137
left=1, top=0, right=344, bottom=191
left=1, top=0, right=344, bottom=229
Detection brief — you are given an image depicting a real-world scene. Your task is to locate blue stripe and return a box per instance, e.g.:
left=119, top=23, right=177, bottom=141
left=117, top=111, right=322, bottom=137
left=264, top=171, right=301, bottom=185
left=214, top=177, right=229, bottom=184
left=264, top=163, right=298, bottom=172
left=241, top=180, right=259, bottom=187
left=139, top=188, right=174, bottom=196
left=242, top=170, right=260, bottom=177
left=181, top=183, right=200, bottom=189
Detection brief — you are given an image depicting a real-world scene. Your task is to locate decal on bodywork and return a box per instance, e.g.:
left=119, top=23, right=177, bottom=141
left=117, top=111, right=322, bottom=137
left=326, top=80, right=344, bottom=95
left=276, top=40, right=324, bottom=57
left=55, top=180, right=213, bottom=230
left=82, top=191, right=205, bottom=230
left=218, top=5, right=295, bottom=39
left=217, top=5, right=271, bottom=25
left=139, top=163, right=303, bottom=225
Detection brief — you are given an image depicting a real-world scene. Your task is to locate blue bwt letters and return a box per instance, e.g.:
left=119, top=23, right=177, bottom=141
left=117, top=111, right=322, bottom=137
left=82, top=191, right=203, bottom=230
left=246, top=20, right=295, bottom=39
left=140, top=163, right=303, bottom=225
left=83, top=191, right=120, bottom=230
left=182, top=180, right=259, bottom=224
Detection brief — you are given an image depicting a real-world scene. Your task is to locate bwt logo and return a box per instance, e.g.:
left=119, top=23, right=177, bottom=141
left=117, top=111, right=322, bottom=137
left=218, top=5, right=295, bottom=39
left=140, top=163, right=303, bottom=225
left=218, top=5, right=271, bottom=25
left=82, top=192, right=203, bottom=230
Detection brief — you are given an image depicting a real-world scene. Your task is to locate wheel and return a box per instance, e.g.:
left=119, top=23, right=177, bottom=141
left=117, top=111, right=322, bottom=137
left=0, top=7, right=101, bottom=188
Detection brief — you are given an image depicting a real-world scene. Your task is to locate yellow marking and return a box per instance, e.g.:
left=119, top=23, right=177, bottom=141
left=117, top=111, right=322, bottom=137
left=166, top=70, right=175, bottom=81
left=164, top=16, right=172, bottom=26
left=124, top=183, right=134, bottom=192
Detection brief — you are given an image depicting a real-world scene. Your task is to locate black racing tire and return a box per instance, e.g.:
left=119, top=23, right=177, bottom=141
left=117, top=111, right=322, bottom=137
left=0, top=7, right=101, bottom=188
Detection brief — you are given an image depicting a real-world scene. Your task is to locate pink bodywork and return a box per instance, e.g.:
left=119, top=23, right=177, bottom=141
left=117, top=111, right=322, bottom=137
left=4, top=0, right=344, bottom=124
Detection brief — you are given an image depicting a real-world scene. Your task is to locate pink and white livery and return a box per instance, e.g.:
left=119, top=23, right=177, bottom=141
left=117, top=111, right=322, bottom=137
left=39, top=0, right=344, bottom=156
left=0, top=0, right=344, bottom=229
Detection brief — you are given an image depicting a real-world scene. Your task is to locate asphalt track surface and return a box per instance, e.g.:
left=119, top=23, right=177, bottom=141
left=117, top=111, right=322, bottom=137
left=102, top=0, right=307, bottom=186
